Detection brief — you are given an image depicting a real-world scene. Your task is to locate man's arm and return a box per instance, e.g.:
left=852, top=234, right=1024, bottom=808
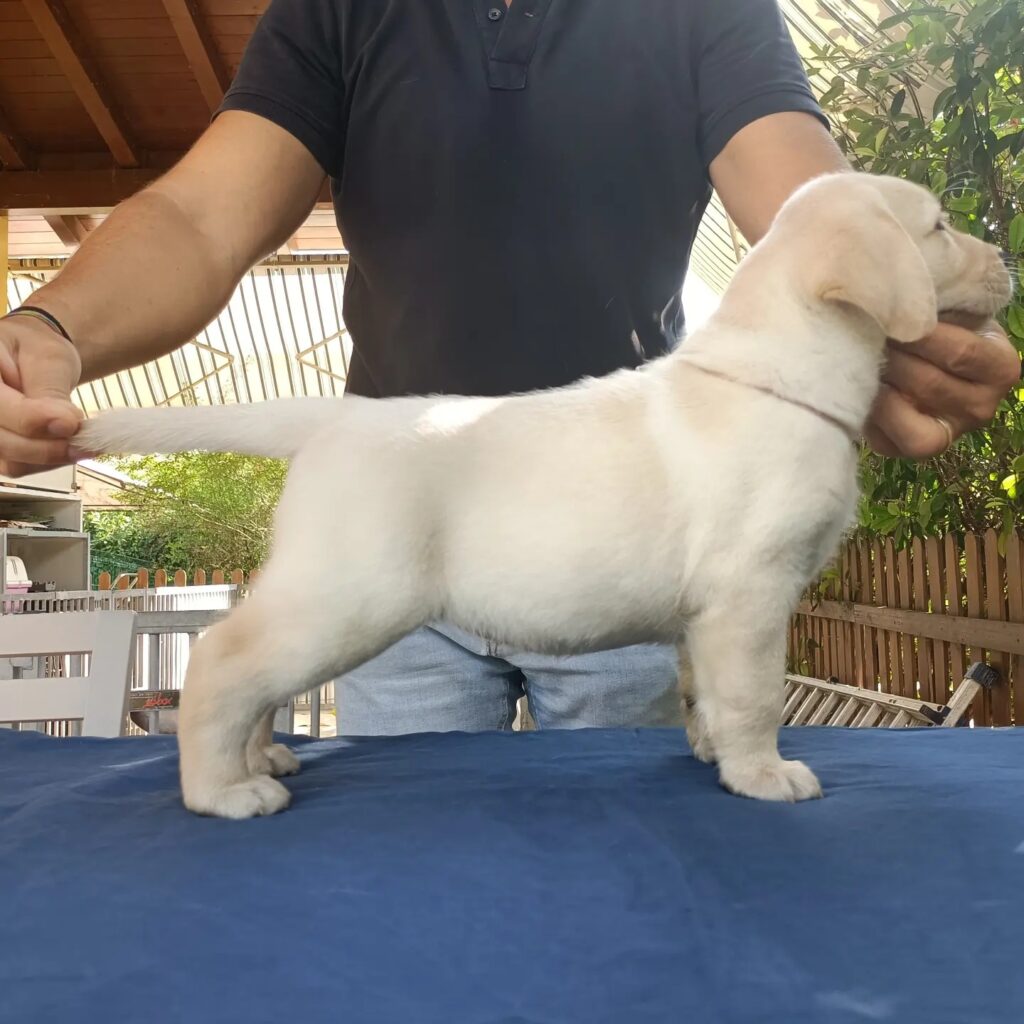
left=709, top=111, right=1020, bottom=458
left=709, top=110, right=848, bottom=245
left=0, top=111, right=326, bottom=476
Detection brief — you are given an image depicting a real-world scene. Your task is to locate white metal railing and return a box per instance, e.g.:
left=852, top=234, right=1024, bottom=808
left=1, top=587, right=336, bottom=737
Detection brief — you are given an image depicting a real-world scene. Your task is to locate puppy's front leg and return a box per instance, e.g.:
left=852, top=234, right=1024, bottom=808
left=686, top=608, right=821, bottom=802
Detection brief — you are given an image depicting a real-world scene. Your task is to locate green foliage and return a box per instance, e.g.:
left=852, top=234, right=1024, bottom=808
left=84, top=510, right=169, bottom=586
left=86, top=451, right=287, bottom=578
left=804, top=0, right=1024, bottom=546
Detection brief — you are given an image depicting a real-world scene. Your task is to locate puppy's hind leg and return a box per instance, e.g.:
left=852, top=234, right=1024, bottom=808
left=678, top=642, right=715, bottom=764
left=686, top=603, right=821, bottom=802
left=246, top=707, right=300, bottom=778
left=178, top=575, right=419, bottom=819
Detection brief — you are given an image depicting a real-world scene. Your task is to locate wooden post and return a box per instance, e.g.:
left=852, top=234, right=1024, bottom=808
left=1, top=211, right=8, bottom=314
left=964, top=533, right=987, bottom=724
left=925, top=538, right=948, bottom=703
left=983, top=529, right=1010, bottom=725
left=1006, top=533, right=1024, bottom=727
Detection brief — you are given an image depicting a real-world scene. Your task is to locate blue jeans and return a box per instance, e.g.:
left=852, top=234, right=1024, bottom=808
left=336, top=623, right=682, bottom=735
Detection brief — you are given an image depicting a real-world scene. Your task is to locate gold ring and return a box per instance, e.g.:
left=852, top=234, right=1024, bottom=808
left=934, top=416, right=955, bottom=449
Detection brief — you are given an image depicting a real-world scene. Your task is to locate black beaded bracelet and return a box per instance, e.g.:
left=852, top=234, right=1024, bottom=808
left=2, top=305, right=74, bottom=344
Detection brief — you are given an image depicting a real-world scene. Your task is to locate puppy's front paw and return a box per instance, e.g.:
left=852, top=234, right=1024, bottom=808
left=247, top=742, right=301, bottom=778
left=184, top=775, right=292, bottom=819
left=718, top=757, right=822, bottom=802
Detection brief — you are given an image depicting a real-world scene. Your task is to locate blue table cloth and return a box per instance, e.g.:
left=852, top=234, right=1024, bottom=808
left=1, top=726, right=1021, bottom=1024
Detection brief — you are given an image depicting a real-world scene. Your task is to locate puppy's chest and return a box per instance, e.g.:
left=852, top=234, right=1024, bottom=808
left=791, top=478, right=858, bottom=578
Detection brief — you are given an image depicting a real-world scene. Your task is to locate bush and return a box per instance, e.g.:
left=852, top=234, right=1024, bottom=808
left=804, top=0, right=1024, bottom=547
left=85, top=451, right=287, bottom=579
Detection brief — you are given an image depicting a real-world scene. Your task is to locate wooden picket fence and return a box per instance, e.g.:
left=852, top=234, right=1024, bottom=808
left=97, top=568, right=254, bottom=590
left=790, top=530, right=1024, bottom=726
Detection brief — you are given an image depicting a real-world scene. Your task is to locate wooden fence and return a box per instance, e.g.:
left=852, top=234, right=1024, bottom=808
left=97, top=568, right=253, bottom=590
left=790, top=530, right=1024, bottom=726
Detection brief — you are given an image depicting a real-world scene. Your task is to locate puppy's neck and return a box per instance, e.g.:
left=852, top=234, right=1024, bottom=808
left=673, top=269, right=887, bottom=436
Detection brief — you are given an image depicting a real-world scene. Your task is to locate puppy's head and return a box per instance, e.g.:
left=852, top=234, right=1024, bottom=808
left=775, top=172, right=1012, bottom=342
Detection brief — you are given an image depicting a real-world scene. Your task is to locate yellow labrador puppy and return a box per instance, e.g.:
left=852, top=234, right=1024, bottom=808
left=77, top=173, right=1011, bottom=818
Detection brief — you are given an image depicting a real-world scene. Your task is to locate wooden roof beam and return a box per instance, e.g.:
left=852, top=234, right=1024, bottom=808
left=0, top=167, right=333, bottom=212
left=0, top=106, right=35, bottom=171
left=44, top=214, right=92, bottom=247
left=21, top=0, right=140, bottom=168
left=0, top=168, right=167, bottom=212
left=161, top=0, right=231, bottom=114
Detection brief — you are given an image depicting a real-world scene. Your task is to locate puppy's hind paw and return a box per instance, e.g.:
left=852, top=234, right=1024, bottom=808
left=718, top=757, right=822, bottom=803
left=248, top=742, right=301, bottom=778
left=686, top=722, right=716, bottom=764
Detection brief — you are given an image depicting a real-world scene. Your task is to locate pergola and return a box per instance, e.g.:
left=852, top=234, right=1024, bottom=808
left=1, top=0, right=905, bottom=411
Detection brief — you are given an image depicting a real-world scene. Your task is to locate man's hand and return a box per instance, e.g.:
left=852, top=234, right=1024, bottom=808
left=0, top=314, right=83, bottom=478
left=865, top=319, right=1021, bottom=459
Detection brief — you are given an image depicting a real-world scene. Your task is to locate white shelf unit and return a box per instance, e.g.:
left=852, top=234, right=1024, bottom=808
left=0, top=480, right=90, bottom=594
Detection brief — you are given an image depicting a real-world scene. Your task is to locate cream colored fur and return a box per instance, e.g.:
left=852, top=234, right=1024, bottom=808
left=76, top=173, right=1011, bottom=818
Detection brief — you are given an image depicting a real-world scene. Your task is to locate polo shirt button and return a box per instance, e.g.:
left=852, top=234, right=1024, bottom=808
left=487, top=7, right=503, bottom=20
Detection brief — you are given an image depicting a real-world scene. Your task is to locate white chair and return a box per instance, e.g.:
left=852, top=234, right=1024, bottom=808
left=0, top=611, right=136, bottom=737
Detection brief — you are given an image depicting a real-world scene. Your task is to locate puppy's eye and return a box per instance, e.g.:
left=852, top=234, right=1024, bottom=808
left=934, top=219, right=948, bottom=232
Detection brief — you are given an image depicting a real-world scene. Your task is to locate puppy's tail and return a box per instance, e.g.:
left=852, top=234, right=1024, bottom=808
left=74, top=398, right=343, bottom=459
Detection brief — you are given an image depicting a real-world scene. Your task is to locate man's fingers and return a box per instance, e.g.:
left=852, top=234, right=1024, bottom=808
left=868, top=384, right=954, bottom=460
left=882, top=349, right=994, bottom=429
left=898, top=321, right=1020, bottom=388
left=0, top=379, right=80, bottom=440
left=862, top=421, right=901, bottom=458
left=0, top=426, right=72, bottom=468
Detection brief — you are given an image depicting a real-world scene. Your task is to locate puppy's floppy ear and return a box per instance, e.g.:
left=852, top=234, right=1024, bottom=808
left=810, top=190, right=937, bottom=343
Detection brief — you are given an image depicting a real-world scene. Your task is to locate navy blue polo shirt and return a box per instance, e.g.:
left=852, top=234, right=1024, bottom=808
left=221, top=0, right=826, bottom=398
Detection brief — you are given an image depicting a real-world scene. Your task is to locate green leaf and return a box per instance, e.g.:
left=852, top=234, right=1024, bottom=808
left=878, top=12, right=913, bottom=30
left=1008, top=212, right=1024, bottom=254
left=917, top=496, right=934, bottom=528
left=1007, top=304, right=1024, bottom=340
left=818, top=78, right=846, bottom=107
left=932, top=85, right=956, bottom=119
left=946, top=194, right=978, bottom=213
left=999, top=511, right=1014, bottom=556
left=907, top=22, right=932, bottom=49
left=890, top=88, right=906, bottom=117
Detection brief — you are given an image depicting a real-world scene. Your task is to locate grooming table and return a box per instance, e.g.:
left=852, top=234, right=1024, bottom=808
left=1, top=726, right=1021, bottom=1023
